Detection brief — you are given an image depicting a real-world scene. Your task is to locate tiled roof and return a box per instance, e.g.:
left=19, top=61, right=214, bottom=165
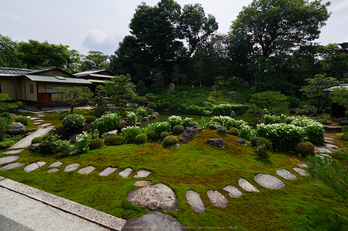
left=0, top=67, right=32, bottom=75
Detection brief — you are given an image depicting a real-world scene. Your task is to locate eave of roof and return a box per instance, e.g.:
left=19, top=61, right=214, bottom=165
left=324, top=84, right=348, bottom=92
left=25, top=75, right=92, bottom=84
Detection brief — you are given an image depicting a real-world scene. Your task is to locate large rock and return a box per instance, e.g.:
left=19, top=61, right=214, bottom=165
left=9, top=122, right=26, bottom=135
left=104, top=129, right=118, bottom=137
left=169, top=82, right=175, bottom=91
left=122, top=212, right=186, bottom=231
left=207, top=138, right=226, bottom=148
left=230, top=111, right=237, bottom=117
left=236, top=138, right=247, bottom=145
left=209, top=124, right=221, bottom=130
left=179, top=127, right=197, bottom=144
left=126, top=183, right=178, bottom=212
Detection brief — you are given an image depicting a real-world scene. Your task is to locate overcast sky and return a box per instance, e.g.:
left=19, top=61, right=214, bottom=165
left=1, top=0, right=347, bottom=55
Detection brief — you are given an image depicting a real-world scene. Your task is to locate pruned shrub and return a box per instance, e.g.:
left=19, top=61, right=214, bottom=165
left=160, top=131, right=170, bottom=140
left=84, top=116, right=97, bottom=124
left=0, top=117, right=11, bottom=141
left=212, top=104, right=249, bottom=116
left=136, top=107, right=148, bottom=118
left=162, top=135, right=178, bottom=148
left=0, top=112, right=12, bottom=119
left=147, top=122, right=171, bottom=135
left=146, top=131, right=157, bottom=141
left=210, top=116, right=248, bottom=130
left=295, top=141, right=315, bottom=156
left=76, top=132, right=92, bottom=153
left=217, top=126, right=227, bottom=135
left=89, top=138, right=104, bottom=150
left=126, top=111, right=138, bottom=127
left=168, top=115, right=182, bottom=127
left=147, top=102, right=156, bottom=109
left=91, top=113, right=120, bottom=133
left=229, top=127, right=239, bottom=136
left=15, top=116, right=29, bottom=126
left=105, top=136, right=125, bottom=145
left=121, top=126, right=146, bottom=143
left=40, top=134, right=74, bottom=154
left=182, top=117, right=194, bottom=127
left=172, top=125, right=184, bottom=135
left=31, top=136, right=43, bottom=144
left=62, top=114, right=86, bottom=130
left=0, top=140, right=15, bottom=150
left=135, top=133, right=148, bottom=144
left=251, top=137, right=272, bottom=151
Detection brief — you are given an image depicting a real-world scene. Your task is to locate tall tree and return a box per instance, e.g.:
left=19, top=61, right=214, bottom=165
left=0, top=34, right=22, bottom=67
left=81, top=51, right=109, bottom=70
left=103, top=75, right=136, bottom=106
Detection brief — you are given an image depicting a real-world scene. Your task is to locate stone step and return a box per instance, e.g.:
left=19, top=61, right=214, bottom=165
left=64, top=163, right=80, bottom=172
left=0, top=156, right=20, bottom=165
left=24, top=161, right=46, bottom=173
left=0, top=162, right=25, bottom=171
left=222, top=185, right=243, bottom=198
left=207, top=190, right=229, bottom=208
left=119, top=168, right=132, bottom=178
left=134, top=169, right=151, bottom=178
left=293, top=167, right=309, bottom=176
left=78, top=166, right=96, bottom=174
left=47, top=168, right=59, bottom=173
left=276, top=169, right=297, bottom=180
left=99, top=167, right=117, bottom=176
left=186, top=190, right=206, bottom=213
left=133, top=181, right=152, bottom=187
left=49, top=161, right=63, bottom=168
left=2, top=149, right=24, bottom=155
left=238, top=178, right=260, bottom=192
left=254, top=173, right=285, bottom=189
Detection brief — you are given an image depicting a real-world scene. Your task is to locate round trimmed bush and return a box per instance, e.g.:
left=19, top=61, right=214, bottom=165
left=63, top=114, right=86, bottom=130
left=104, top=136, right=125, bottom=145
left=15, top=116, right=29, bottom=126
left=85, top=116, right=97, bottom=124
left=147, top=102, right=156, bottom=109
left=295, top=141, right=315, bottom=156
left=162, top=135, right=178, bottom=148
left=229, top=127, right=239, bottom=136
left=135, top=133, right=148, bottom=144
left=160, top=131, right=170, bottom=140
left=146, top=131, right=156, bottom=141
left=172, top=125, right=184, bottom=135
left=89, top=138, right=104, bottom=150
left=31, top=136, right=43, bottom=144
left=217, top=126, right=227, bottom=135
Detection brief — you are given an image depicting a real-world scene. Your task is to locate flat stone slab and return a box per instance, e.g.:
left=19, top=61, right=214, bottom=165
left=254, top=173, right=285, bottom=189
left=47, top=168, right=59, bottom=173
left=33, top=122, right=42, bottom=125
left=2, top=149, right=24, bottom=155
left=119, top=168, right=132, bottom=178
left=134, top=169, right=151, bottom=178
left=78, top=166, right=96, bottom=174
left=122, top=212, right=186, bottom=231
left=238, top=178, right=260, bottom=192
left=326, top=143, right=339, bottom=150
left=64, top=163, right=80, bottom=172
left=126, top=183, right=178, bottom=212
left=207, top=190, right=229, bottom=208
left=37, top=114, right=45, bottom=118
left=222, top=185, right=243, bottom=198
left=0, top=162, right=25, bottom=171
left=186, top=190, right=206, bottom=213
left=99, top=167, right=117, bottom=176
left=133, top=181, right=152, bottom=187
left=0, top=156, right=20, bottom=165
left=24, top=161, right=46, bottom=173
left=293, top=168, right=309, bottom=176
left=276, top=169, right=297, bottom=180
left=39, top=123, right=52, bottom=127
left=315, top=147, right=332, bottom=154
left=30, top=117, right=39, bottom=120
left=298, top=164, right=308, bottom=168
left=34, top=120, right=44, bottom=122
left=9, top=126, right=54, bottom=149
left=49, top=161, right=63, bottom=168
left=320, top=154, right=332, bottom=159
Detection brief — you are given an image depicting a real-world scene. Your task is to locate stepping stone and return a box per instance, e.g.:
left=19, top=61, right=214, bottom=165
left=99, top=167, right=117, bottom=176
left=222, top=185, right=243, bottom=198
left=293, top=168, right=309, bottom=176
left=298, top=164, right=308, bottom=168
left=276, top=169, right=297, bottom=180
left=30, top=117, right=39, bottom=120
left=207, top=190, right=229, bottom=208
left=254, top=173, right=285, bottom=189
left=47, top=168, right=59, bottom=173
left=64, top=163, right=80, bottom=172
left=126, top=183, right=178, bottom=212
left=119, top=168, right=132, bottom=178
left=24, top=161, right=46, bottom=172
left=315, top=147, right=332, bottom=154
left=326, top=143, right=339, bottom=150
left=320, top=154, right=332, bottom=159
left=122, top=212, right=186, bottom=231
left=0, top=162, right=25, bottom=171
left=133, top=181, right=152, bottom=187
left=78, top=166, right=96, bottom=174
left=134, top=169, right=151, bottom=178
left=37, top=114, right=45, bottom=118
left=0, top=176, right=4, bottom=180
left=324, top=137, right=335, bottom=142
left=2, top=149, right=24, bottom=155
left=238, top=178, right=260, bottom=192
left=34, top=120, right=44, bottom=122
left=49, top=161, right=63, bottom=168
left=186, top=190, right=206, bottom=213
left=0, top=156, right=19, bottom=165
left=33, top=122, right=42, bottom=125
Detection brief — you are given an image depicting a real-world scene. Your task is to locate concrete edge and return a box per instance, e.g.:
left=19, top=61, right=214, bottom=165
left=0, top=177, right=126, bottom=230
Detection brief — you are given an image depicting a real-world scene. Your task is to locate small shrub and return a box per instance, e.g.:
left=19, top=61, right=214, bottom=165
left=212, top=104, right=249, bottom=116
left=136, top=107, right=148, bottom=118
left=168, top=115, right=182, bottom=127
left=147, top=102, right=156, bottom=109
left=0, top=112, right=12, bottom=119
left=0, top=140, right=15, bottom=150
left=295, top=141, right=315, bottom=157
left=251, top=137, right=272, bottom=150
left=162, top=135, right=178, bottom=148
left=147, top=122, right=171, bottom=135
left=105, top=136, right=125, bottom=145
left=91, top=113, right=120, bottom=133
left=160, top=131, right=170, bottom=140
left=210, top=116, right=248, bottom=130
left=31, top=136, right=43, bottom=144
left=229, top=127, right=239, bottom=136
left=126, top=111, right=138, bottom=127
left=76, top=132, right=92, bottom=153
left=341, top=131, right=348, bottom=141
left=135, top=133, right=148, bottom=144
left=93, top=108, right=107, bottom=118
left=63, top=114, right=86, bottom=130
left=182, top=117, right=194, bottom=127
left=15, top=116, right=29, bottom=126
left=146, top=131, right=157, bottom=141
left=40, top=134, right=73, bottom=154
left=0, top=117, right=11, bottom=141
left=84, top=116, right=97, bottom=124
left=217, top=126, right=227, bottom=135
left=172, top=125, right=184, bottom=135
left=342, top=126, right=348, bottom=133
left=121, top=126, right=146, bottom=143
left=89, top=138, right=104, bottom=150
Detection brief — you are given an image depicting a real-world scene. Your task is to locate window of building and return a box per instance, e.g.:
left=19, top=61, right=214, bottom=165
left=46, top=84, right=69, bottom=93
left=30, top=84, right=34, bottom=94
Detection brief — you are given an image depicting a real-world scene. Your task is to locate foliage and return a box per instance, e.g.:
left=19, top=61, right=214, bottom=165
left=217, top=126, right=227, bottom=135
left=14, top=116, right=29, bottom=126
left=239, top=124, right=257, bottom=140
left=103, top=74, right=136, bottom=106
left=162, top=135, right=178, bottom=148
left=295, top=141, right=315, bottom=157
left=31, top=136, right=43, bottom=144
left=40, top=134, right=73, bottom=154
left=104, top=136, right=125, bottom=146
left=182, top=117, right=194, bottom=128
left=81, top=50, right=109, bottom=70
left=0, top=34, right=22, bottom=67
left=135, top=133, right=148, bottom=144
left=172, top=125, right=184, bottom=135
left=330, top=87, right=348, bottom=110
left=210, top=116, right=248, bottom=130
left=91, top=113, right=120, bottom=134
left=251, top=137, right=273, bottom=156
left=300, top=74, right=339, bottom=114
left=306, top=156, right=348, bottom=199
left=62, top=114, right=86, bottom=130
left=0, top=93, right=22, bottom=109
left=147, top=102, right=156, bottom=109
left=181, top=105, right=207, bottom=115
left=160, top=132, right=170, bottom=141
left=0, top=112, right=12, bottom=120
left=341, top=131, right=348, bottom=141
left=147, top=122, right=171, bottom=136
left=0, top=117, right=11, bottom=141
left=228, top=127, right=239, bottom=136
left=54, top=87, right=93, bottom=113
left=126, top=112, right=138, bottom=127
left=168, top=115, right=182, bottom=128
left=247, top=91, right=289, bottom=116
left=89, top=138, right=104, bottom=150
left=136, top=107, right=148, bottom=118
left=146, top=131, right=157, bottom=142
left=121, top=126, right=146, bottom=144
left=76, top=132, right=92, bottom=153
left=84, top=116, right=97, bottom=124
left=212, top=104, right=249, bottom=116
left=331, top=148, right=348, bottom=160
left=0, top=139, right=15, bottom=150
